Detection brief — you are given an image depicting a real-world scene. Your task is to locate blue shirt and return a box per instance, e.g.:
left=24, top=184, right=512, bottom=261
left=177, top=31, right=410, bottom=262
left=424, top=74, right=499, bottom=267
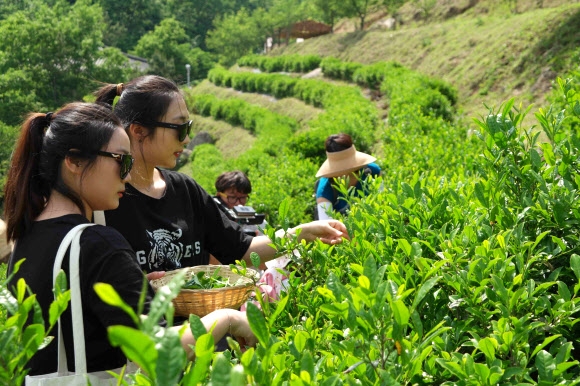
left=316, top=162, right=381, bottom=214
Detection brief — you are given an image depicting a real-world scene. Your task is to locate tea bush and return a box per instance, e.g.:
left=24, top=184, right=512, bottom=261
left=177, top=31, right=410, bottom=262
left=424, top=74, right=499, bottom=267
left=6, top=54, right=580, bottom=385
left=207, top=66, right=379, bottom=153
left=238, top=54, right=322, bottom=73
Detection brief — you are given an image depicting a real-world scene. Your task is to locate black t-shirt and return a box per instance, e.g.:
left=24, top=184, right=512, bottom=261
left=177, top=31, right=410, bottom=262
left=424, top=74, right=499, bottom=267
left=7, top=214, right=152, bottom=375
left=104, top=169, right=254, bottom=272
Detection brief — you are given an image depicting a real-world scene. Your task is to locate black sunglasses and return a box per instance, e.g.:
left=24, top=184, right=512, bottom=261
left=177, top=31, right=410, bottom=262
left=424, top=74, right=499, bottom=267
left=96, top=151, right=134, bottom=179
left=136, top=120, right=192, bottom=142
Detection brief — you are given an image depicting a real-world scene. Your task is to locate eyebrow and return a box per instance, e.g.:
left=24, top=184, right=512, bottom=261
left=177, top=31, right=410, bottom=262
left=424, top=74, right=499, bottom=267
left=109, top=147, right=131, bottom=154
left=169, top=114, right=190, bottom=122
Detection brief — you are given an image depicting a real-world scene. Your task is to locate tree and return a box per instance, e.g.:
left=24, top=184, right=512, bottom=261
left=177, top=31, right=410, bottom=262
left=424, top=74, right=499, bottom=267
left=311, top=0, right=344, bottom=31
left=206, top=8, right=265, bottom=66
left=97, top=0, right=163, bottom=52
left=163, top=0, right=255, bottom=51
left=267, top=0, right=310, bottom=45
left=133, top=18, right=215, bottom=83
left=0, top=0, right=134, bottom=125
left=343, top=0, right=382, bottom=30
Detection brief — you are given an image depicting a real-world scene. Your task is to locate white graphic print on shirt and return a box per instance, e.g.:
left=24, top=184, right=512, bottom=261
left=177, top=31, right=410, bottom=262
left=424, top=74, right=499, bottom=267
left=146, top=228, right=184, bottom=270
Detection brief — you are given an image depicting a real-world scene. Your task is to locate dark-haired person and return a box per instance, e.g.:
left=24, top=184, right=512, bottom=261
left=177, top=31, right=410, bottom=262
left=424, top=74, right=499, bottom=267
left=315, top=133, right=381, bottom=220
left=93, top=75, right=348, bottom=275
left=214, top=170, right=252, bottom=210
left=213, top=170, right=267, bottom=236
left=5, top=103, right=256, bottom=376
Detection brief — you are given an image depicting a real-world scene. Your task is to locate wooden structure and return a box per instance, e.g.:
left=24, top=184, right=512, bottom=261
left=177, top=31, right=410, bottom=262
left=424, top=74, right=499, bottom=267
left=278, top=20, right=332, bottom=40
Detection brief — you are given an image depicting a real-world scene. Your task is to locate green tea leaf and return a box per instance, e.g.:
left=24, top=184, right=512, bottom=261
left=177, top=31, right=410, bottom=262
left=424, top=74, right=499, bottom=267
left=156, top=329, right=187, bottom=386
left=570, top=254, right=580, bottom=282
left=478, top=337, right=496, bottom=360
left=189, top=314, right=208, bottom=340
left=294, top=330, right=309, bottom=353
left=250, top=252, right=261, bottom=268
left=246, top=302, right=269, bottom=347
left=230, top=364, right=246, bottom=386
left=301, top=351, right=315, bottom=379
left=392, top=299, right=410, bottom=327
left=269, top=295, right=289, bottom=327
left=535, top=350, right=555, bottom=382
left=93, top=283, right=139, bottom=325
left=531, top=334, right=562, bottom=359
left=411, top=277, right=439, bottom=311
left=190, top=337, right=213, bottom=384
left=210, top=353, right=232, bottom=385
left=108, top=325, right=157, bottom=377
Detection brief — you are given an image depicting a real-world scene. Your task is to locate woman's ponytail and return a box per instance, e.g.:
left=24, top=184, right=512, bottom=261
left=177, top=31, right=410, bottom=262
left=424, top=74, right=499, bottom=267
left=4, top=112, right=52, bottom=241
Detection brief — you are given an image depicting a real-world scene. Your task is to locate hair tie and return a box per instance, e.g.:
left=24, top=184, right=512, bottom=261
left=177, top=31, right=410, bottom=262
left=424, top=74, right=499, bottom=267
left=45, top=112, right=53, bottom=125
left=43, top=112, right=54, bottom=135
left=116, top=83, right=124, bottom=96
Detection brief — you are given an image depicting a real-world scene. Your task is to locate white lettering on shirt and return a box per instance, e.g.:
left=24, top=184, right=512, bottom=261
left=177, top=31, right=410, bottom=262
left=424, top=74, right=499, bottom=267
left=136, top=250, right=146, bottom=265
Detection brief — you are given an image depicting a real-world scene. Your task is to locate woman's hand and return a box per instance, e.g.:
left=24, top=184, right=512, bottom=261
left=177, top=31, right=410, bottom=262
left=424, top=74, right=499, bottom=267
left=146, top=271, right=165, bottom=281
left=228, top=310, right=258, bottom=348
left=295, top=220, right=349, bottom=244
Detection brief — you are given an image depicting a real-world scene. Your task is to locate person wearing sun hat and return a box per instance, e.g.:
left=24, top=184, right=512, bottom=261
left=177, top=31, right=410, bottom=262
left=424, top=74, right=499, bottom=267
left=315, top=133, right=381, bottom=220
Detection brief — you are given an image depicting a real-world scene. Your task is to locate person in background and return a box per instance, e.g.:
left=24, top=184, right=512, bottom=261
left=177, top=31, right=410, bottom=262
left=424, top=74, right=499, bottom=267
left=4, top=103, right=256, bottom=375
left=214, top=170, right=252, bottom=210
left=315, top=133, right=381, bottom=220
left=210, top=170, right=267, bottom=265
left=213, top=170, right=267, bottom=236
left=93, top=75, right=348, bottom=275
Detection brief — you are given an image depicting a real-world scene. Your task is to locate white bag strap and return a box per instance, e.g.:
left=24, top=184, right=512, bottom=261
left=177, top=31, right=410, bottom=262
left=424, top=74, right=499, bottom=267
left=93, top=211, right=106, bottom=226
left=52, top=223, right=96, bottom=375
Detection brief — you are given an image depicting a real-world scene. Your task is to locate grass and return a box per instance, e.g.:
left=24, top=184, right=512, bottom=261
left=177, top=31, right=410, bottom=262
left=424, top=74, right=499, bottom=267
left=272, top=1, right=580, bottom=128
left=189, top=115, right=255, bottom=160
left=190, top=79, right=323, bottom=130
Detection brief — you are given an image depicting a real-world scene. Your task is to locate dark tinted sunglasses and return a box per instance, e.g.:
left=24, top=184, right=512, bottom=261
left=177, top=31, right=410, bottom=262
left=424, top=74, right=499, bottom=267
left=96, top=151, right=134, bottom=179
left=138, top=120, right=192, bottom=142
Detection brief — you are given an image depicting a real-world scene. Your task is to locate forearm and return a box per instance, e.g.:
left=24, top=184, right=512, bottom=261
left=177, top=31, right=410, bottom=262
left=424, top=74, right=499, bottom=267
left=242, top=219, right=348, bottom=263
left=175, top=308, right=234, bottom=360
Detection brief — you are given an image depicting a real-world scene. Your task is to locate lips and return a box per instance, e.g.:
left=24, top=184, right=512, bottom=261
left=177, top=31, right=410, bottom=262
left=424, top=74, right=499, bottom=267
left=174, top=151, right=182, bottom=158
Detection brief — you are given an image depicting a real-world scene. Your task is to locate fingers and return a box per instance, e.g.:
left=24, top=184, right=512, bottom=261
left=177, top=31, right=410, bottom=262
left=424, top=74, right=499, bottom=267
left=146, top=271, right=166, bottom=281
left=229, top=311, right=258, bottom=348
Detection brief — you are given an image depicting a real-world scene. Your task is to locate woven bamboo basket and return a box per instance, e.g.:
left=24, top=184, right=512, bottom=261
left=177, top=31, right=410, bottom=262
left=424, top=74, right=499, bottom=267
left=150, top=265, right=255, bottom=317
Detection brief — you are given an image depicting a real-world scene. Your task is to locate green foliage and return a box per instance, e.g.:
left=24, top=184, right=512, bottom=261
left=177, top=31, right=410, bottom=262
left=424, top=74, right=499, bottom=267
left=98, top=0, right=163, bottom=52
left=242, top=152, right=318, bottom=226
left=0, top=261, right=71, bottom=385
left=0, top=122, right=19, bottom=205
left=189, top=143, right=227, bottom=193
left=238, top=54, right=322, bottom=73
left=0, top=0, right=137, bottom=125
left=94, top=272, right=192, bottom=385
left=206, top=8, right=265, bottom=67
left=208, top=66, right=379, bottom=155
left=132, top=18, right=216, bottom=83
left=342, top=0, right=382, bottom=30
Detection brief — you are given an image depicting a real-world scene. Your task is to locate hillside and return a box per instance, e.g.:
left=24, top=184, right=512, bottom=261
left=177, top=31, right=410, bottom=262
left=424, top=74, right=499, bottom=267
left=271, top=0, right=580, bottom=125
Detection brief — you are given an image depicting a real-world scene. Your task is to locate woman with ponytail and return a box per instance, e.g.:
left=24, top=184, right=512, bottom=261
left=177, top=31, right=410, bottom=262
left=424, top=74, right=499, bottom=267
left=5, top=103, right=256, bottom=376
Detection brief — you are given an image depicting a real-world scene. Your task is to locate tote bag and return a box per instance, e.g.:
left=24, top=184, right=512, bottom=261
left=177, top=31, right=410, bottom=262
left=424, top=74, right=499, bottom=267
left=25, top=223, right=137, bottom=385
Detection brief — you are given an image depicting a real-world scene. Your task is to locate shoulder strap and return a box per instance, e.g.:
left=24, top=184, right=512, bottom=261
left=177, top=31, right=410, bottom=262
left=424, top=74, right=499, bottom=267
left=52, top=223, right=96, bottom=375
left=93, top=210, right=106, bottom=225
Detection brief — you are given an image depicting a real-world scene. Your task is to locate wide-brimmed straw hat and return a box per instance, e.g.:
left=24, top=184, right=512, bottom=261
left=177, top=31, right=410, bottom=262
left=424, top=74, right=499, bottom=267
left=316, top=145, right=376, bottom=178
